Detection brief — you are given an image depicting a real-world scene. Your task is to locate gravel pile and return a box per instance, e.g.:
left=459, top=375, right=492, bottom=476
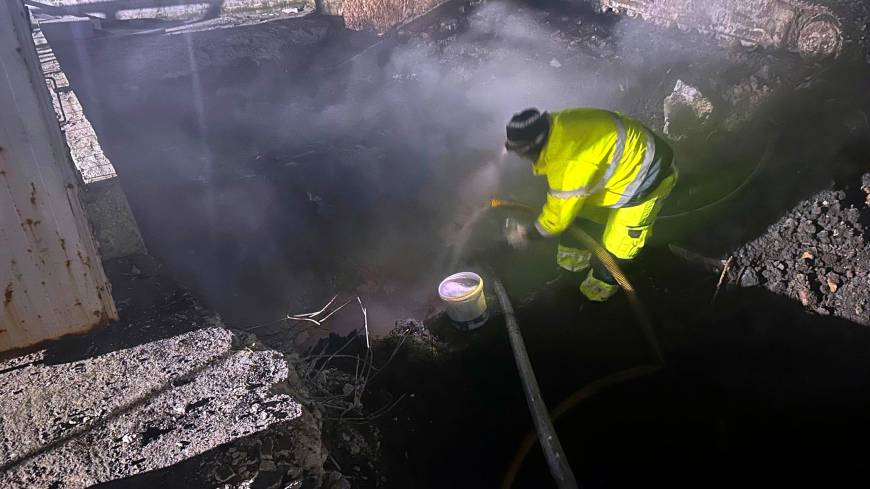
left=732, top=173, right=870, bottom=325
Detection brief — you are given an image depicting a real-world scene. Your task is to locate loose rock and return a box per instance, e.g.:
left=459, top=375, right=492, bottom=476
left=663, top=79, right=714, bottom=139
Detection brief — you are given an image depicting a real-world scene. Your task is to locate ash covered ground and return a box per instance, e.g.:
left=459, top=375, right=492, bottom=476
left=23, top=0, right=870, bottom=487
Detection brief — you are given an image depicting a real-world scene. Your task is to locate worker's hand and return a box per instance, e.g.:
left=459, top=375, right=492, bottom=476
left=504, top=218, right=530, bottom=250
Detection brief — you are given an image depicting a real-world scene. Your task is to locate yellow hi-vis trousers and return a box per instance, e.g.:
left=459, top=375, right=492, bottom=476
left=557, top=172, right=677, bottom=301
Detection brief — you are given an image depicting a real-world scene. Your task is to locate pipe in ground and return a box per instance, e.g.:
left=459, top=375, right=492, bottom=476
left=490, top=273, right=580, bottom=489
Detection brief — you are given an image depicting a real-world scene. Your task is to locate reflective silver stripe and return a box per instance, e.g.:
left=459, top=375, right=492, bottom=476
left=548, top=187, right=590, bottom=199
left=592, top=112, right=627, bottom=194
left=612, top=126, right=657, bottom=208
left=547, top=112, right=626, bottom=200
left=534, top=218, right=555, bottom=237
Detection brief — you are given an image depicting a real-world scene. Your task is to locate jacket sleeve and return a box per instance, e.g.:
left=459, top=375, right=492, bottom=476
left=532, top=110, right=606, bottom=236
left=534, top=192, right=586, bottom=237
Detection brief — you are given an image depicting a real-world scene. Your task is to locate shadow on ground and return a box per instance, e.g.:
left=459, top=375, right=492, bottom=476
left=357, top=245, right=870, bottom=488
left=40, top=253, right=216, bottom=365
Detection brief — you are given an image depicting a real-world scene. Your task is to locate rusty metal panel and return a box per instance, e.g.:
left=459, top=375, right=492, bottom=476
left=0, top=0, right=116, bottom=352
left=596, top=0, right=842, bottom=58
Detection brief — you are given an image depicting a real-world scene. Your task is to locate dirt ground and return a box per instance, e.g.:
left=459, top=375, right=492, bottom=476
left=36, top=0, right=870, bottom=487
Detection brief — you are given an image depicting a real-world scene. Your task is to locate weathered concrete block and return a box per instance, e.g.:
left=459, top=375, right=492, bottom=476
left=0, top=327, right=319, bottom=488
left=82, top=177, right=147, bottom=261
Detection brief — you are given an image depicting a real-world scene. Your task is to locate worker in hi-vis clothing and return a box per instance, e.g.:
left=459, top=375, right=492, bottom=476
left=503, top=107, right=677, bottom=302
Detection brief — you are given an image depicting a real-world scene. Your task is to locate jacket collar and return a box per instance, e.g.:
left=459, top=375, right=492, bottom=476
left=531, top=140, right=550, bottom=176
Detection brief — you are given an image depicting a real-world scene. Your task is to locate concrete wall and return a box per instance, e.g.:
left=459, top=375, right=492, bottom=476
left=40, top=0, right=314, bottom=21
left=35, top=27, right=148, bottom=260
left=81, top=179, right=147, bottom=260
left=0, top=0, right=117, bottom=352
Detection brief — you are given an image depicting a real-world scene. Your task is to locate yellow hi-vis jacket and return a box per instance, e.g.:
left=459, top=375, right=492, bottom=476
left=533, top=108, right=672, bottom=237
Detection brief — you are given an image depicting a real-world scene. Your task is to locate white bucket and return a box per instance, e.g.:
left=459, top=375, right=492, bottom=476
left=438, top=272, right=488, bottom=330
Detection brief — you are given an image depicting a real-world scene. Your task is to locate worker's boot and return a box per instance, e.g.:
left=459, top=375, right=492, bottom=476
left=544, top=244, right=591, bottom=292
left=579, top=267, right=620, bottom=302
left=555, top=244, right=591, bottom=273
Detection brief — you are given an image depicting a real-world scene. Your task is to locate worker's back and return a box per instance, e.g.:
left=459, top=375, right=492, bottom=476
left=535, top=107, right=664, bottom=208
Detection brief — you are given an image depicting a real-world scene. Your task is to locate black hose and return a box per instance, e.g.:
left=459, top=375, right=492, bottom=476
left=485, top=201, right=666, bottom=488
left=490, top=273, right=580, bottom=489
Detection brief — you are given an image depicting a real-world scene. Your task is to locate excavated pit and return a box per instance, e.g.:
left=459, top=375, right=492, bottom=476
left=33, top=0, right=870, bottom=487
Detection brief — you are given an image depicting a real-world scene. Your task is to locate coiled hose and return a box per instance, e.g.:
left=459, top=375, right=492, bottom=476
left=487, top=198, right=666, bottom=489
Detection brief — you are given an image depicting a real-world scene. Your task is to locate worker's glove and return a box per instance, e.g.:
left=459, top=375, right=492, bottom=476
left=504, top=217, right=542, bottom=249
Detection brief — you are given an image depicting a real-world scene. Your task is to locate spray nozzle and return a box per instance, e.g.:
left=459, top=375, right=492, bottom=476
left=489, top=198, right=532, bottom=211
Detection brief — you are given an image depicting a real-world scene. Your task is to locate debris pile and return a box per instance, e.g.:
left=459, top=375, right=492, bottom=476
left=731, top=173, right=870, bottom=325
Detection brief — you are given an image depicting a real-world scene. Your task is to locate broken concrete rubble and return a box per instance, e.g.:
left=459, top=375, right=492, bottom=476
left=0, top=326, right=324, bottom=488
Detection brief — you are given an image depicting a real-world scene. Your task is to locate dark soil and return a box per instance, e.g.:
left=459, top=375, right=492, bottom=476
left=324, top=171, right=869, bottom=488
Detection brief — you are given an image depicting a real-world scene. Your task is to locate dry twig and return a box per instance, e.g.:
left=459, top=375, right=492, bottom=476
left=286, top=296, right=353, bottom=330
left=326, top=393, right=408, bottom=423
left=308, top=333, right=359, bottom=381
left=295, top=295, right=338, bottom=318
left=712, top=256, right=734, bottom=305
left=358, top=296, right=370, bottom=351
left=297, top=299, right=412, bottom=423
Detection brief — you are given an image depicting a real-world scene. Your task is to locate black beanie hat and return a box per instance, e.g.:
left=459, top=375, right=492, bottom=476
left=506, top=108, right=550, bottom=155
